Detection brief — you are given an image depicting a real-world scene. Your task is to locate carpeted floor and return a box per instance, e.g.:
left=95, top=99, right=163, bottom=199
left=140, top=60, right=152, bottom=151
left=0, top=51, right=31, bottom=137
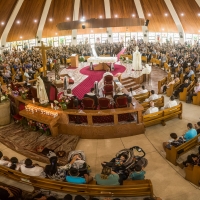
left=72, top=64, right=126, bottom=99
left=0, top=123, right=79, bottom=165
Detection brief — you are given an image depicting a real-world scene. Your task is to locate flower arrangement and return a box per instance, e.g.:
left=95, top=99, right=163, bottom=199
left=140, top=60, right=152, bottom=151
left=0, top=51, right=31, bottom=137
left=58, top=95, right=71, bottom=110
left=0, top=91, right=9, bottom=103
left=19, top=88, right=28, bottom=100
left=27, top=119, right=51, bottom=136
left=79, top=56, right=85, bottom=62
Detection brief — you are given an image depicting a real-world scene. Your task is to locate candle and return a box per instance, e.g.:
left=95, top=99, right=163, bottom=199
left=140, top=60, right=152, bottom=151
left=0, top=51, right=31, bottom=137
left=32, top=98, right=35, bottom=104
left=51, top=103, right=54, bottom=109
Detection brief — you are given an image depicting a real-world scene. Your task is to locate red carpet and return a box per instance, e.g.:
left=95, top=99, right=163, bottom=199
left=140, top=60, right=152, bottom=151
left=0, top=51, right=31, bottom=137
left=72, top=64, right=126, bottom=99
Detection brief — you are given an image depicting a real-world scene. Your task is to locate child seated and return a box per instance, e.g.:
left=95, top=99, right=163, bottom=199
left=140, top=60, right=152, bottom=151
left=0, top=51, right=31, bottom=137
left=129, top=164, right=146, bottom=180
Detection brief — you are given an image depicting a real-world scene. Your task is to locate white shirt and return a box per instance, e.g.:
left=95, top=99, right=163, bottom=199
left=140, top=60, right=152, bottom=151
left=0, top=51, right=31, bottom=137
left=0, top=159, right=9, bottom=166
left=163, top=100, right=178, bottom=109
left=139, top=89, right=148, bottom=94
left=145, top=94, right=159, bottom=102
left=7, top=162, right=21, bottom=171
left=21, top=164, right=44, bottom=176
left=144, top=106, right=159, bottom=115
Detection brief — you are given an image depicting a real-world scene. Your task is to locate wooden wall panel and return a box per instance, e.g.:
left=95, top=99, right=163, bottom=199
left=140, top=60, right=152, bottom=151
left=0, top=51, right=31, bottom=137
left=110, top=0, right=138, bottom=18
left=7, top=0, right=45, bottom=42
left=78, top=0, right=105, bottom=20
left=171, top=0, right=200, bottom=34
left=112, top=27, right=142, bottom=33
left=140, top=0, right=177, bottom=32
left=42, top=0, right=74, bottom=38
left=0, top=0, right=17, bottom=38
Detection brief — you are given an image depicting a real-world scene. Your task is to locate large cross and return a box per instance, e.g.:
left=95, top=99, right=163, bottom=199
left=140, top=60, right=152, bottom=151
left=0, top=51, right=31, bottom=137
left=35, top=41, right=51, bottom=77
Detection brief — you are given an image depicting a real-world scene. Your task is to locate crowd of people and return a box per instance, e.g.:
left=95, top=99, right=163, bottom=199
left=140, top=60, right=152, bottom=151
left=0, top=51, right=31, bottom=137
left=95, top=42, right=124, bottom=56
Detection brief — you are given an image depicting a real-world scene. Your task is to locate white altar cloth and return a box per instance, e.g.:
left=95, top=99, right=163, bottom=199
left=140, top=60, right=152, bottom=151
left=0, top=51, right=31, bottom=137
left=87, top=57, right=117, bottom=63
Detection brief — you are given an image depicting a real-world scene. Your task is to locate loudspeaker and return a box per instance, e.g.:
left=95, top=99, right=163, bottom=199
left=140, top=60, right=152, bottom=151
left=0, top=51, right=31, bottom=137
left=145, top=19, right=149, bottom=26
left=2, top=45, right=4, bottom=47
left=38, top=40, right=40, bottom=43
left=109, top=35, right=111, bottom=37
left=82, top=24, right=85, bottom=29
left=73, top=37, right=76, bottom=40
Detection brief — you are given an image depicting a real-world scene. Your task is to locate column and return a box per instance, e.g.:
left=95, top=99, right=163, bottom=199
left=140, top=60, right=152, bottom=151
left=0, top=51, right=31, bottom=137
left=104, top=0, right=113, bottom=43
left=134, top=0, right=149, bottom=43
left=71, top=0, right=80, bottom=45
left=0, top=0, right=24, bottom=47
left=164, top=0, right=185, bottom=44
left=36, top=0, right=52, bottom=45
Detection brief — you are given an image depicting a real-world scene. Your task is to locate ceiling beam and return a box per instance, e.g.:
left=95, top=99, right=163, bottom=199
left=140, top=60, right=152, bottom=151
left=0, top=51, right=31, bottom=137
left=72, top=0, right=80, bottom=45
left=104, top=0, right=112, bottom=42
left=164, top=0, right=185, bottom=44
left=36, top=0, right=52, bottom=45
left=0, top=0, right=24, bottom=47
left=134, top=0, right=149, bottom=42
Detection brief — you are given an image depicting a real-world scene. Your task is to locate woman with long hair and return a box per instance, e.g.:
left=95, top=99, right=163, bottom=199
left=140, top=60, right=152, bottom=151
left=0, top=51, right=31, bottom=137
left=44, top=156, right=66, bottom=181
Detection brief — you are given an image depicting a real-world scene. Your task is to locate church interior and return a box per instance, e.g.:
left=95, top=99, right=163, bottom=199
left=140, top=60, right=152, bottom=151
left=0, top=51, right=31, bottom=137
left=0, top=0, right=200, bottom=200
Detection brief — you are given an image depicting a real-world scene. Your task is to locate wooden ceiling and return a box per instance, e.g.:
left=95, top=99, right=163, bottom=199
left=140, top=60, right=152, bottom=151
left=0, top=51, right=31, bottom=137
left=78, top=0, right=105, bottom=20
left=0, top=0, right=17, bottom=37
left=171, top=0, right=200, bottom=34
left=1, top=0, right=200, bottom=42
left=42, top=0, right=74, bottom=38
left=7, top=0, right=46, bottom=42
left=140, top=0, right=177, bottom=33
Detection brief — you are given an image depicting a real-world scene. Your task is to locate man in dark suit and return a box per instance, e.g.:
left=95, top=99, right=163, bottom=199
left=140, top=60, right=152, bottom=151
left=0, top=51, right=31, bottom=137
left=173, top=79, right=190, bottom=98
left=84, top=88, right=98, bottom=107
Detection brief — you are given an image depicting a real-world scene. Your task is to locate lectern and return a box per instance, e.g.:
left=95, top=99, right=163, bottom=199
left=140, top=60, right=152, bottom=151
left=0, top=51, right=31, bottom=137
left=70, top=54, right=79, bottom=68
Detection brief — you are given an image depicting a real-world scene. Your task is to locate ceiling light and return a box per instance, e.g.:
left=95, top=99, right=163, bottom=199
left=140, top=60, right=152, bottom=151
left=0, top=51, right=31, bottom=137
left=115, top=15, right=118, bottom=18
left=132, top=14, right=135, bottom=17
left=99, top=15, right=102, bottom=18
left=199, top=30, right=200, bottom=32
left=181, top=13, right=184, bottom=16
left=162, top=28, right=164, bottom=31
left=34, top=19, right=37, bottom=23
left=148, top=13, right=151, bottom=17
left=49, top=18, right=53, bottom=21
left=20, top=36, right=22, bottom=39
left=1, top=22, right=4, bottom=25
left=165, top=13, right=168, bottom=16
left=198, top=13, right=200, bottom=16
left=55, top=33, right=57, bottom=35
left=66, top=17, right=70, bottom=20
left=80, top=17, right=85, bottom=22
left=91, top=30, right=93, bottom=32
left=16, top=20, right=20, bottom=24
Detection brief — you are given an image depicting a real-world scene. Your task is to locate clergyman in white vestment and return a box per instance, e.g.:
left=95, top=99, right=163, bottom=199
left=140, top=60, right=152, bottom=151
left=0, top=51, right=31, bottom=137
left=132, top=46, right=142, bottom=71
left=36, top=76, right=49, bottom=104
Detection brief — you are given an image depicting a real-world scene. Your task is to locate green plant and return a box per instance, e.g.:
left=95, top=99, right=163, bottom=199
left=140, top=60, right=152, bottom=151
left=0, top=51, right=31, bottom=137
left=79, top=56, right=85, bottom=62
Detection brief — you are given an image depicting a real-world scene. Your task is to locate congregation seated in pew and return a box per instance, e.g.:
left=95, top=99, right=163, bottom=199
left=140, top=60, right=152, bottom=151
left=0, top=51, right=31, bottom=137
left=162, top=75, right=180, bottom=94
left=186, top=82, right=200, bottom=103
left=173, top=78, right=190, bottom=98
left=163, top=133, right=186, bottom=151
left=145, top=90, right=158, bottom=102
left=183, top=123, right=197, bottom=142
left=161, top=95, right=177, bottom=110
left=144, top=101, right=159, bottom=115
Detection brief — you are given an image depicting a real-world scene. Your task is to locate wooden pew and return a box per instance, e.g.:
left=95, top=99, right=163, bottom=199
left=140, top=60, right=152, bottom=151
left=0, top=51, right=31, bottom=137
left=142, top=56, right=147, bottom=63
left=141, top=96, right=164, bottom=112
left=166, top=80, right=181, bottom=97
left=166, top=135, right=199, bottom=166
left=158, top=77, right=167, bottom=94
left=143, top=103, right=182, bottom=127
left=179, top=81, right=195, bottom=101
left=133, top=91, right=150, bottom=103
left=193, top=91, right=200, bottom=105
left=185, top=165, right=200, bottom=186
left=0, top=165, right=154, bottom=198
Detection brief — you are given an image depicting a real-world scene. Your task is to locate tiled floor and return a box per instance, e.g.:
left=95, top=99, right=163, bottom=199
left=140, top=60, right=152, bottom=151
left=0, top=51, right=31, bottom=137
left=1, top=66, right=200, bottom=199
